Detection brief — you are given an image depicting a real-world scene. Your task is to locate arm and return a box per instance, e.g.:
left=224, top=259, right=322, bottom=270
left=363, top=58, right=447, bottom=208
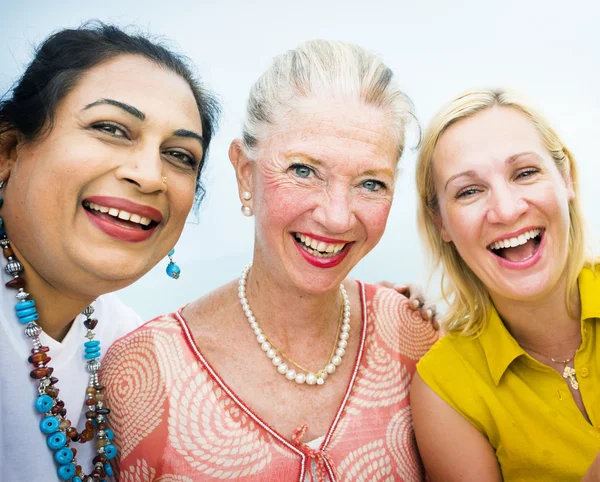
left=583, top=454, right=600, bottom=481
left=411, top=372, right=502, bottom=482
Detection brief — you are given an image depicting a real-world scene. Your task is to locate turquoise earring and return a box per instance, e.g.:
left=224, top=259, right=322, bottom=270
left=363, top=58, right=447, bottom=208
left=166, top=249, right=181, bottom=279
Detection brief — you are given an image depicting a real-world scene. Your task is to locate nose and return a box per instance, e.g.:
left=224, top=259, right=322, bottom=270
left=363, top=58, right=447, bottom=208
left=485, top=184, right=528, bottom=225
left=312, top=185, right=355, bottom=234
left=116, top=145, right=166, bottom=194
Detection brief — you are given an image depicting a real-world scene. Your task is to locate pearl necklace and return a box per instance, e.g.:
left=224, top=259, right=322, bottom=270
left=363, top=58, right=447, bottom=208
left=238, top=263, right=350, bottom=386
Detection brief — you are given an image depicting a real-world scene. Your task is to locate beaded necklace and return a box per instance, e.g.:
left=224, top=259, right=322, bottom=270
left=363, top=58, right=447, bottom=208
left=0, top=197, right=118, bottom=481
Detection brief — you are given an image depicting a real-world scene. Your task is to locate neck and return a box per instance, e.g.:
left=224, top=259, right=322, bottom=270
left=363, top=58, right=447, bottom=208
left=492, top=272, right=581, bottom=358
left=244, top=260, right=343, bottom=345
left=9, top=244, right=96, bottom=342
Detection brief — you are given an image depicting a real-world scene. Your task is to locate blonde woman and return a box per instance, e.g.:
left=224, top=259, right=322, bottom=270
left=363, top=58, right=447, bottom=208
left=411, top=88, right=600, bottom=481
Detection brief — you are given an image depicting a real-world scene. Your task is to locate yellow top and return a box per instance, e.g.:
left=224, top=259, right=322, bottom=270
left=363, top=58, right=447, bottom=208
left=417, top=267, right=600, bottom=482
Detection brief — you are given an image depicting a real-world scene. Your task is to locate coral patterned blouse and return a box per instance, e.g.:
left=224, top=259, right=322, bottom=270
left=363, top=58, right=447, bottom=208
left=101, top=282, right=437, bottom=481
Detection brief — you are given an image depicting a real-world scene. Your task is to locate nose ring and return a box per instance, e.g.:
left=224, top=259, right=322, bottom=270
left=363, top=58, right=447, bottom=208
left=161, top=176, right=168, bottom=185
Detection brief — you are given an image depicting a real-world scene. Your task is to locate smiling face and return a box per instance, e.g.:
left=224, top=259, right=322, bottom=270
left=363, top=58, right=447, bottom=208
left=1, top=54, right=204, bottom=295
left=243, top=97, right=399, bottom=294
left=433, top=106, right=574, bottom=304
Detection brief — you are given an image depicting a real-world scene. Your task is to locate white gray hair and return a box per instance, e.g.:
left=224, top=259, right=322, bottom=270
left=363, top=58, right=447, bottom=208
left=241, top=39, right=417, bottom=160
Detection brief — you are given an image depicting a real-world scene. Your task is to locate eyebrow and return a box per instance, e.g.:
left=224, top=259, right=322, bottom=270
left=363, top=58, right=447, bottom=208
left=173, top=128, right=206, bottom=150
left=83, top=98, right=145, bottom=121
left=443, top=151, right=542, bottom=191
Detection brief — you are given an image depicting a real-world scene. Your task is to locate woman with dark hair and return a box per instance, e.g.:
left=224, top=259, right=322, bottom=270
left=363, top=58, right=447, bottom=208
left=0, top=22, right=220, bottom=481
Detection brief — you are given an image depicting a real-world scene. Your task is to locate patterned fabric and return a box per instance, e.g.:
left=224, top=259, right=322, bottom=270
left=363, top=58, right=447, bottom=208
left=102, top=282, right=437, bottom=481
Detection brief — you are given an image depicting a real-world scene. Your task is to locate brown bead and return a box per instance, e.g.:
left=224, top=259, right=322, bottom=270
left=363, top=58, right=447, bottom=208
left=51, top=405, right=62, bottom=415
left=85, top=421, right=95, bottom=431
left=96, top=422, right=106, bottom=430
left=28, top=352, right=47, bottom=364
left=82, top=429, right=94, bottom=440
left=85, top=397, right=96, bottom=406
left=75, top=465, right=82, bottom=476
left=30, top=367, right=49, bottom=379
left=56, top=400, right=64, bottom=408
left=46, top=367, right=54, bottom=377
left=45, top=386, right=59, bottom=398
left=66, top=427, right=78, bottom=439
left=39, top=346, right=50, bottom=353
left=86, top=387, right=97, bottom=395
left=96, top=439, right=108, bottom=448
left=59, top=419, right=71, bottom=430
left=84, top=318, right=98, bottom=330
left=85, top=410, right=96, bottom=419
left=2, top=246, right=14, bottom=258
left=92, top=455, right=107, bottom=465
left=49, top=377, right=59, bottom=385
left=95, top=393, right=105, bottom=402
left=5, top=277, right=25, bottom=289
left=71, top=447, right=77, bottom=458
left=78, top=433, right=87, bottom=443
left=59, top=408, right=67, bottom=417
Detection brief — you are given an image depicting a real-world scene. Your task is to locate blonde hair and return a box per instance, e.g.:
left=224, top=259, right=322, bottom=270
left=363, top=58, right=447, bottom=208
left=241, top=39, right=416, bottom=161
left=416, top=88, right=586, bottom=335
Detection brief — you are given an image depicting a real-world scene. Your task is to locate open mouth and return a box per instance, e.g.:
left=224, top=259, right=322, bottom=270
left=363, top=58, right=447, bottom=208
left=293, top=233, right=348, bottom=258
left=487, top=228, right=544, bottom=262
left=83, top=201, right=159, bottom=231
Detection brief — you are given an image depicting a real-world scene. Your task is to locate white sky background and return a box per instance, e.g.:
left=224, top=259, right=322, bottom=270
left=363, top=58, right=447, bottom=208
left=1, top=0, right=598, bottom=320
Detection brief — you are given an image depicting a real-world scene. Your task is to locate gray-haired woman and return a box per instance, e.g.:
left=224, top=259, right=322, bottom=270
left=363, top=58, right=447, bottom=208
left=102, top=40, right=437, bottom=481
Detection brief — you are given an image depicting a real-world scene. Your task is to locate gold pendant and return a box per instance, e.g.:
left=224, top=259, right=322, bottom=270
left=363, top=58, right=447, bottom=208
left=562, top=365, right=579, bottom=390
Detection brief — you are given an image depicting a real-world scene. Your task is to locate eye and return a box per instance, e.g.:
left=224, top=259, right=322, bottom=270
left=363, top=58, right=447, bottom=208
left=362, top=179, right=386, bottom=192
left=91, top=121, right=128, bottom=139
left=515, top=168, right=539, bottom=180
left=290, top=163, right=314, bottom=179
left=456, top=187, right=482, bottom=199
left=163, top=149, right=198, bottom=168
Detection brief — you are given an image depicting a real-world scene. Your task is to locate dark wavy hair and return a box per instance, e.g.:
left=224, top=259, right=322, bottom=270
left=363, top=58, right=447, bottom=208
left=0, top=21, right=220, bottom=206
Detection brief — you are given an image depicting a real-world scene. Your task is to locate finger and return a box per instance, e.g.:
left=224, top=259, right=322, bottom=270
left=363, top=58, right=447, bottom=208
left=410, top=298, right=421, bottom=310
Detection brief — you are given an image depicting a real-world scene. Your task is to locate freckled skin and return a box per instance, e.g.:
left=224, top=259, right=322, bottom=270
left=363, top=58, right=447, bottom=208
left=433, top=106, right=574, bottom=304
left=249, top=97, right=400, bottom=295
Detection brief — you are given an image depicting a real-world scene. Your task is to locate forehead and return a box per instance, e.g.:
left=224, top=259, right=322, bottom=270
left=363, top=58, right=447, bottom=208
left=60, top=55, right=202, bottom=131
left=434, top=106, right=546, bottom=174
left=263, top=97, right=399, bottom=168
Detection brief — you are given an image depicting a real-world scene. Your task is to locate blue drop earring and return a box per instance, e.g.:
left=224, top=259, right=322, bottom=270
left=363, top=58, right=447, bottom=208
left=166, top=248, right=181, bottom=279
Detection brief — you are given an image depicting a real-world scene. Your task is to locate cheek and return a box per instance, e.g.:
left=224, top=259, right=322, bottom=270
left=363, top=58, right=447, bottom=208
left=361, top=200, right=392, bottom=240
left=257, top=175, right=314, bottom=225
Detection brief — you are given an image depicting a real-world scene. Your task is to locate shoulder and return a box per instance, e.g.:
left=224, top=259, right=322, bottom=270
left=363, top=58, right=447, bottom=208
left=418, top=332, right=483, bottom=378
left=357, top=280, right=438, bottom=359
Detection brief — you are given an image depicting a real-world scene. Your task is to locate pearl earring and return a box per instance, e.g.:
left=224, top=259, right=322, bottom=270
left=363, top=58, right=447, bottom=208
left=242, top=191, right=252, bottom=200
left=241, top=205, right=253, bottom=217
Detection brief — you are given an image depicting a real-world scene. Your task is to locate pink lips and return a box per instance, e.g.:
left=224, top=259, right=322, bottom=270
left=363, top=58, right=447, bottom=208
left=490, top=229, right=546, bottom=271
left=83, top=196, right=163, bottom=243
left=293, top=232, right=352, bottom=269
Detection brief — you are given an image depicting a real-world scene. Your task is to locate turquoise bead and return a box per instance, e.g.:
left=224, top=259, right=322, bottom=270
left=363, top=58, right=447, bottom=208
left=84, top=351, right=100, bottom=359
left=168, top=248, right=175, bottom=256
left=72, top=477, right=83, bottom=482
left=16, top=306, right=37, bottom=318
left=84, top=340, right=100, bottom=347
left=17, top=313, right=39, bottom=324
left=55, top=446, right=74, bottom=464
left=47, top=431, right=67, bottom=450
left=104, top=462, right=114, bottom=477
left=40, top=416, right=60, bottom=434
left=104, top=443, right=117, bottom=460
left=84, top=345, right=101, bottom=354
left=166, top=263, right=181, bottom=279
left=16, top=300, right=35, bottom=311
left=105, top=428, right=115, bottom=441
left=57, top=463, right=75, bottom=480
left=35, top=394, right=53, bottom=413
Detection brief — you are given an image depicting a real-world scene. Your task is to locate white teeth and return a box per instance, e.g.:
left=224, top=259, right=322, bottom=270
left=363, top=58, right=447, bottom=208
left=488, top=229, right=542, bottom=250
left=294, top=233, right=347, bottom=256
left=83, top=201, right=154, bottom=227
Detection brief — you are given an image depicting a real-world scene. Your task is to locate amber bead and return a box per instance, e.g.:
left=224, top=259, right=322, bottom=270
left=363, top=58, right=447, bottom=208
left=96, top=422, right=106, bottom=430
left=51, top=405, right=62, bottom=415
left=45, top=386, right=59, bottom=398
left=85, top=410, right=96, bottom=419
left=85, top=397, right=96, bottom=406
left=5, top=277, right=25, bottom=289
left=39, top=346, right=50, bottom=353
left=75, top=465, right=83, bottom=476
left=30, top=367, right=49, bottom=379
left=82, top=429, right=94, bottom=440
left=2, top=246, right=14, bottom=258
left=71, top=433, right=80, bottom=442
left=28, top=352, right=47, bottom=364
left=86, top=387, right=97, bottom=395
left=78, top=433, right=87, bottom=443
left=66, top=427, right=78, bottom=439
left=92, top=454, right=107, bottom=464
left=85, top=421, right=95, bottom=431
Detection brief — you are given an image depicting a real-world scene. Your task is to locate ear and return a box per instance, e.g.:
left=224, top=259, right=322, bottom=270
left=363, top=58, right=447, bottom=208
left=565, top=172, right=575, bottom=201
left=229, top=139, right=254, bottom=203
left=433, top=212, right=452, bottom=243
left=0, top=131, right=20, bottom=184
